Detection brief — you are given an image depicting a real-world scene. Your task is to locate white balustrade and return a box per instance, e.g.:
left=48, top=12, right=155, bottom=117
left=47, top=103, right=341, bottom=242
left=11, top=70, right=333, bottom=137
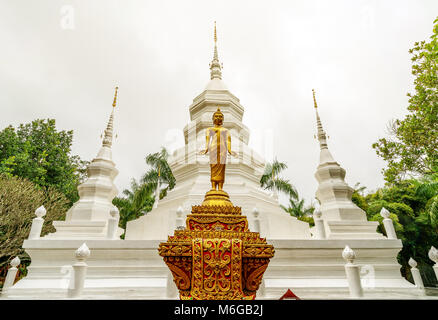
left=176, top=206, right=185, bottom=229
left=258, top=279, right=266, bottom=298
left=408, top=258, right=424, bottom=289
left=252, top=207, right=261, bottom=233
left=1, top=257, right=21, bottom=296
left=106, top=206, right=120, bottom=239
left=166, top=270, right=178, bottom=299
left=28, top=205, right=46, bottom=239
left=342, top=246, right=364, bottom=298
left=380, top=207, right=397, bottom=239
left=313, top=210, right=326, bottom=239
left=428, top=246, right=438, bottom=280
left=67, top=243, right=91, bottom=298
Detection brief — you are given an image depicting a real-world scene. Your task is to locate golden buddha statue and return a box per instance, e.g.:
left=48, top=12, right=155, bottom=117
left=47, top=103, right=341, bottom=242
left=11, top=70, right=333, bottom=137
left=158, top=108, right=274, bottom=300
left=200, top=107, right=236, bottom=191
left=199, top=108, right=236, bottom=206
left=157, top=25, right=274, bottom=301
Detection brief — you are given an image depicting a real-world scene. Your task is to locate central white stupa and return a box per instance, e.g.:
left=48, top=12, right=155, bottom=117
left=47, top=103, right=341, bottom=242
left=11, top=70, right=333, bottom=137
left=125, top=24, right=311, bottom=241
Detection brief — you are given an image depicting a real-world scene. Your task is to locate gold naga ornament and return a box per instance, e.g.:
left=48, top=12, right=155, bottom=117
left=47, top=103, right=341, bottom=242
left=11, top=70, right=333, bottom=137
left=158, top=107, right=275, bottom=300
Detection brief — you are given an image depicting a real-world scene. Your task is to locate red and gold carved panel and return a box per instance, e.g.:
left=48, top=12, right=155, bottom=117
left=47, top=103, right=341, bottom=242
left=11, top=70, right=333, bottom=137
left=158, top=203, right=274, bottom=300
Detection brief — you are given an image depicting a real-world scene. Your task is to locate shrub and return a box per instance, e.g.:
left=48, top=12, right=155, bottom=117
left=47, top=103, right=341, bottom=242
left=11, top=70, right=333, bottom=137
left=0, top=174, right=69, bottom=288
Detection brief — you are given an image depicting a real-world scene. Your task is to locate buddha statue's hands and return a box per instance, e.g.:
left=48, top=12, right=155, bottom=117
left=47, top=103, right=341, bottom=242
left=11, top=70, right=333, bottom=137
left=199, top=149, right=208, bottom=155
left=229, top=151, right=237, bottom=157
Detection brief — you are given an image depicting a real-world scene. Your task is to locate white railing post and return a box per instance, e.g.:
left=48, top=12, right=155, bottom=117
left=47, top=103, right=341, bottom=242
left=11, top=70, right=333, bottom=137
left=258, top=278, right=266, bottom=298
left=428, top=246, right=438, bottom=281
left=252, top=207, right=261, bottom=233
left=380, top=207, right=397, bottom=239
left=106, top=206, right=119, bottom=239
left=67, top=243, right=90, bottom=298
left=313, top=210, right=326, bottom=239
left=1, top=257, right=20, bottom=296
left=28, top=205, right=46, bottom=240
left=166, top=270, right=178, bottom=299
left=342, top=246, right=364, bottom=298
left=176, top=206, right=184, bottom=229
left=409, top=258, right=424, bottom=289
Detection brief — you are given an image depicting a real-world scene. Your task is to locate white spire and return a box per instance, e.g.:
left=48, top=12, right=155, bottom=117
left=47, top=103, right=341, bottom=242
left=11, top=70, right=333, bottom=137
left=102, top=86, right=118, bottom=148
left=47, top=86, right=120, bottom=239
left=312, top=89, right=335, bottom=164
left=209, top=21, right=222, bottom=80
left=313, top=89, right=327, bottom=150
left=312, top=88, right=383, bottom=239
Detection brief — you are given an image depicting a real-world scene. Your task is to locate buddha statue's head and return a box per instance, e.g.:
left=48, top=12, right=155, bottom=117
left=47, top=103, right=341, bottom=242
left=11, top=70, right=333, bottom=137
left=213, top=107, right=224, bottom=126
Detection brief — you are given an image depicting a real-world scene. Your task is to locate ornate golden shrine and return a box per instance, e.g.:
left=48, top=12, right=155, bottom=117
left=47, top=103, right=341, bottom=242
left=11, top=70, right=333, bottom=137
left=158, top=203, right=275, bottom=300
left=158, top=106, right=274, bottom=300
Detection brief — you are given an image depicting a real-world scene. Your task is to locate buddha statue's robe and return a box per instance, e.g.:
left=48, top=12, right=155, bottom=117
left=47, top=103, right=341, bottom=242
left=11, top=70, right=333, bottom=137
left=207, top=127, right=229, bottom=185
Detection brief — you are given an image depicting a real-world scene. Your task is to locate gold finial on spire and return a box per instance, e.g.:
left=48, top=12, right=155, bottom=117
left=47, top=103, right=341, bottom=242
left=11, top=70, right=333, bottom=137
left=210, top=22, right=222, bottom=79
left=312, top=88, right=318, bottom=109
left=112, top=86, right=119, bottom=108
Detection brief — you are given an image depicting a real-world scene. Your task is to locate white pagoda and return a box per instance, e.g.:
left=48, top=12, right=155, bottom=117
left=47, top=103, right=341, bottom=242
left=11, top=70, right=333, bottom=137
left=2, top=25, right=429, bottom=300
left=125, top=23, right=310, bottom=241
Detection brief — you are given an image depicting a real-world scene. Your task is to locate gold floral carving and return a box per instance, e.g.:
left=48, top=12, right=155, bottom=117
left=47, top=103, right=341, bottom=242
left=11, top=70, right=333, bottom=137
left=158, top=243, right=191, bottom=256
left=191, top=205, right=242, bottom=215
left=158, top=203, right=274, bottom=300
left=242, top=258, right=269, bottom=295
left=164, top=256, right=192, bottom=291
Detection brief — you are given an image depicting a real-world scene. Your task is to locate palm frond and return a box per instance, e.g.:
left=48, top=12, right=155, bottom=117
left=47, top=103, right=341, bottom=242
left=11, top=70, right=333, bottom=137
left=416, top=182, right=438, bottom=199
left=143, top=147, right=176, bottom=192
left=273, top=178, right=298, bottom=199
left=283, top=196, right=315, bottom=218
left=271, top=159, right=288, bottom=177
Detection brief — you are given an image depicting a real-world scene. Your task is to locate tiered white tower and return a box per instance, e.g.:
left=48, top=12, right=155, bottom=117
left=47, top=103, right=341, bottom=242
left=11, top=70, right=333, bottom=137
left=262, top=90, right=418, bottom=298
left=312, top=89, right=384, bottom=239
left=46, top=87, right=123, bottom=239
left=125, top=24, right=311, bottom=241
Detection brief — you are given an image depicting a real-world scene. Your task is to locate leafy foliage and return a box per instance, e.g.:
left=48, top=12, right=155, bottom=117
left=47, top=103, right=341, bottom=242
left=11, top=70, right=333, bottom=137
left=0, top=119, right=88, bottom=203
left=372, top=18, right=438, bottom=183
left=112, top=147, right=176, bottom=236
left=351, top=179, right=438, bottom=287
left=142, top=147, right=176, bottom=199
left=260, top=159, right=298, bottom=199
left=0, top=174, right=69, bottom=288
left=281, top=196, right=315, bottom=226
left=112, top=179, right=155, bottom=238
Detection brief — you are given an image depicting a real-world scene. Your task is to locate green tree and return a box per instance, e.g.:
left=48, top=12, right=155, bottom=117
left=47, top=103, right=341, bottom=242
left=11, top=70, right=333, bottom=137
left=112, top=147, right=176, bottom=237
left=351, top=182, right=369, bottom=212
left=260, top=159, right=298, bottom=199
left=0, top=174, right=69, bottom=288
left=112, top=179, right=155, bottom=237
left=0, top=119, right=88, bottom=203
left=414, top=174, right=438, bottom=231
left=372, top=17, right=438, bottom=184
left=142, top=147, right=176, bottom=199
left=354, top=181, right=438, bottom=287
left=280, top=194, right=315, bottom=226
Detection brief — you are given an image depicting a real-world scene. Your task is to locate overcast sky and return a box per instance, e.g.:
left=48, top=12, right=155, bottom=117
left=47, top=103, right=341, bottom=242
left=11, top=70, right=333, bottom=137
left=1, top=0, right=437, bottom=206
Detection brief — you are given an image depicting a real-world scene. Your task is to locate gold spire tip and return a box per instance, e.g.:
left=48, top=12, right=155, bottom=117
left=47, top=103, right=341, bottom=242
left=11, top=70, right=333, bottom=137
left=214, top=21, right=217, bottom=43
left=312, top=88, right=318, bottom=109
left=112, top=86, right=119, bottom=108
